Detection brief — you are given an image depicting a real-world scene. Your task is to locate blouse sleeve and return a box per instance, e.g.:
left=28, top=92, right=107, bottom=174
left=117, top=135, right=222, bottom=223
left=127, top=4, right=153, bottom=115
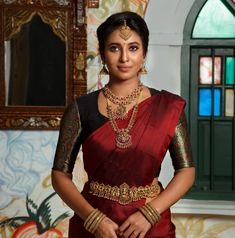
left=169, top=112, right=194, bottom=171
left=52, top=99, right=82, bottom=174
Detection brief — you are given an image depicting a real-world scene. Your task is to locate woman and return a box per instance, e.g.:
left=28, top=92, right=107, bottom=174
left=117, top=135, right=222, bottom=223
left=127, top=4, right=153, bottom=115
left=51, top=11, right=195, bottom=238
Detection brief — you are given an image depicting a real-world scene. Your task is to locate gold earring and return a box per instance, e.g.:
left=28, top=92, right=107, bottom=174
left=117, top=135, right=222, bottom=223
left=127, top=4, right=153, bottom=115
left=139, top=65, right=148, bottom=74
left=99, top=63, right=109, bottom=75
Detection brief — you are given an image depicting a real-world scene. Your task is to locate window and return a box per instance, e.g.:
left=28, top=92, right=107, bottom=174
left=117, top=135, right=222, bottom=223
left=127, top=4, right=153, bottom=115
left=182, top=0, right=235, bottom=200
left=192, top=0, right=235, bottom=38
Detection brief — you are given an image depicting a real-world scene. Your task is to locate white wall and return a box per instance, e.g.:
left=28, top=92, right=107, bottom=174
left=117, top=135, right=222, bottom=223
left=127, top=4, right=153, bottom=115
left=144, top=0, right=194, bottom=91
left=144, top=0, right=195, bottom=186
left=144, top=1, right=235, bottom=218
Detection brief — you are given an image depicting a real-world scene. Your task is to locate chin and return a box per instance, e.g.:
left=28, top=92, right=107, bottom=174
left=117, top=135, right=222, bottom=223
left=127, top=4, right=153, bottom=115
left=115, top=74, right=137, bottom=81
left=118, top=77, right=134, bottom=82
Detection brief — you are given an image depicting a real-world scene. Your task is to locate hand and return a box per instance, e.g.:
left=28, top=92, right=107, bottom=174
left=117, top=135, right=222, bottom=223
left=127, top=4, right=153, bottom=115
left=119, top=211, right=151, bottom=238
left=95, top=217, right=119, bottom=238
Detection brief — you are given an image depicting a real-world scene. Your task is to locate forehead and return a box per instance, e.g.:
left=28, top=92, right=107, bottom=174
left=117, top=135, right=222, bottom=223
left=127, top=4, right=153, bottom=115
left=105, top=29, right=142, bottom=45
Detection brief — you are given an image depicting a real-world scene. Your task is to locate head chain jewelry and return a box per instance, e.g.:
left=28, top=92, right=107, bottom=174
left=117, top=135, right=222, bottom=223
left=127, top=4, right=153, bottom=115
left=119, top=19, right=132, bottom=40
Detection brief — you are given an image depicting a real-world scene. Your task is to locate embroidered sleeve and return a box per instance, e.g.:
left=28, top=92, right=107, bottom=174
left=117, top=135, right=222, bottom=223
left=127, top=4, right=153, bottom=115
left=169, top=112, right=194, bottom=171
left=52, top=99, right=82, bottom=174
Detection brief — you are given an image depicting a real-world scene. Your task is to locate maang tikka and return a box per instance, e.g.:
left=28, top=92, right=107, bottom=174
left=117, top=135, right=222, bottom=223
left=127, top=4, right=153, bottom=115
left=119, top=19, right=132, bottom=40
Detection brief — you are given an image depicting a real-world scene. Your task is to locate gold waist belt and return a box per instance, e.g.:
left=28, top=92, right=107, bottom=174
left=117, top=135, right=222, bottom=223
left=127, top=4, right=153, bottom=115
left=89, top=181, right=161, bottom=205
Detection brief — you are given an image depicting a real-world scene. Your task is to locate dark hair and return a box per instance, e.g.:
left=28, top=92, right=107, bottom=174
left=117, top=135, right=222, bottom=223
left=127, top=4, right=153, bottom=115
left=97, top=11, right=149, bottom=57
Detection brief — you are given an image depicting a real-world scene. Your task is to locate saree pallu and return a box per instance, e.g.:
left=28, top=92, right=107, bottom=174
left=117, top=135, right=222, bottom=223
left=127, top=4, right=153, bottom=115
left=69, top=90, right=185, bottom=238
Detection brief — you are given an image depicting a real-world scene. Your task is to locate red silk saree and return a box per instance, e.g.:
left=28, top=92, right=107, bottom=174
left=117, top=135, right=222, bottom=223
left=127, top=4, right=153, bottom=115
left=69, top=90, right=185, bottom=238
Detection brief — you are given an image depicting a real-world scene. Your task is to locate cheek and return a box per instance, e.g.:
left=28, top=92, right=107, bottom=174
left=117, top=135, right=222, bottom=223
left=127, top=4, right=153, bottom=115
left=105, top=61, right=117, bottom=75
left=103, top=54, right=116, bottom=66
left=105, top=60, right=116, bottom=71
left=134, top=55, right=144, bottom=67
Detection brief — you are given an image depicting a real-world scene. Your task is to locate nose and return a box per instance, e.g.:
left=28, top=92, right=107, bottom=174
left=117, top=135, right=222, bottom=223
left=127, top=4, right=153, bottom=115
left=120, top=48, right=129, bottom=63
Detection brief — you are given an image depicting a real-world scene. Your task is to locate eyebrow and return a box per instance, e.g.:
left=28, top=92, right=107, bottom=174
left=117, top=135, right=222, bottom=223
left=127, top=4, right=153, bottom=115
left=107, top=42, right=141, bottom=46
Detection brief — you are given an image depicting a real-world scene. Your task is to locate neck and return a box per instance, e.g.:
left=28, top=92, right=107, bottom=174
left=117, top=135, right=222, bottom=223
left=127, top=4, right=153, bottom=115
left=107, top=78, right=141, bottom=97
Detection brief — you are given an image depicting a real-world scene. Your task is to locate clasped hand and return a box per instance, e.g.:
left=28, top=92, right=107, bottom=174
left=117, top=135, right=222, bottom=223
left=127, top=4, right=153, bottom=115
left=95, top=211, right=151, bottom=238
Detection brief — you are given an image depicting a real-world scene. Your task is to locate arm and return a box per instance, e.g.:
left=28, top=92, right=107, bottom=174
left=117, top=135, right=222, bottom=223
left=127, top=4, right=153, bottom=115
left=52, top=170, right=94, bottom=220
left=119, top=112, right=195, bottom=238
left=51, top=100, right=119, bottom=238
left=150, top=111, right=195, bottom=214
left=52, top=171, right=119, bottom=238
left=51, top=99, right=94, bottom=219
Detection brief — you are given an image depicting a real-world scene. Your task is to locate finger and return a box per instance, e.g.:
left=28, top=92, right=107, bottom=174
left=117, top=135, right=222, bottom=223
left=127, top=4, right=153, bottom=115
left=122, top=227, right=135, bottom=238
left=138, top=231, right=146, bottom=238
left=113, top=222, right=119, bottom=230
left=119, top=221, right=130, bottom=233
left=109, top=221, right=119, bottom=238
left=117, top=229, right=124, bottom=238
left=111, top=230, right=118, bottom=238
left=129, top=231, right=140, bottom=238
left=115, top=225, right=121, bottom=236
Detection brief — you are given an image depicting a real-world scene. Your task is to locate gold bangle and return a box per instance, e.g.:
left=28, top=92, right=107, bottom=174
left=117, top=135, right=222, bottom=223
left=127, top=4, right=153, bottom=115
left=90, top=213, right=106, bottom=234
left=145, top=203, right=161, bottom=222
left=138, top=203, right=161, bottom=226
left=86, top=210, right=101, bottom=233
left=139, top=206, right=155, bottom=225
left=84, top=209, right=99, bottom=230
left=84, top=209, right=106, bottom=234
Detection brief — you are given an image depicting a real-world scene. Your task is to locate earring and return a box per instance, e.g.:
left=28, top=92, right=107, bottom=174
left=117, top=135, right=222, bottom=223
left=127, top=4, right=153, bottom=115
left=139, top=65, right=148, bottom=74
left=99, top=63, right=109, bottom=75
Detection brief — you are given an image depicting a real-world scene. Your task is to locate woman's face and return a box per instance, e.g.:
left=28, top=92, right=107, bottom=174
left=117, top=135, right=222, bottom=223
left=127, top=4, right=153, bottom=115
left=103, top=28, right=145, bottom=83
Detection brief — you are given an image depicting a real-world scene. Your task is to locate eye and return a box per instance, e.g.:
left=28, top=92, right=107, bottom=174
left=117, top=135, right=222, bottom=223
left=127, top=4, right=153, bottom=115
left=129, top=45, right=139, bottom=52
left=109, top=45, right=119, bottom=52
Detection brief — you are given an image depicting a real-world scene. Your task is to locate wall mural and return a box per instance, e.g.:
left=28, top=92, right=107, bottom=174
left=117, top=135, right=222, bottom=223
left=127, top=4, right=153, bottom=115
left=0, top=131, right=72, bottom=237
left=1, top=0, right=235, bottom=237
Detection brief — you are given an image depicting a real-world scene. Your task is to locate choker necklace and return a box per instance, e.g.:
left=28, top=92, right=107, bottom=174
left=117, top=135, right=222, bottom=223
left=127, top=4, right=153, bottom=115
left=102, top=82, right=143, bottom=119
left=106, top=91, right=142, bottom=149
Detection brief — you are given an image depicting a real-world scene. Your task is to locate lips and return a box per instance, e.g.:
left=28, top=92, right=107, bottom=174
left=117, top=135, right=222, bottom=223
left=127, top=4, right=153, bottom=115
left=118, top=66, right=132, bottom=72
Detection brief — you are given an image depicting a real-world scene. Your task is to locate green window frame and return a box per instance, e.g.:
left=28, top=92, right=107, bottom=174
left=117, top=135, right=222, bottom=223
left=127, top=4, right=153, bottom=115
left=181, top=0, right=235, bottom=200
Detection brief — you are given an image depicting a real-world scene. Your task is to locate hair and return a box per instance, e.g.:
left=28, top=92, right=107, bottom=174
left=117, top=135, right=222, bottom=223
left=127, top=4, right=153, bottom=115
left=97, top=11, right=149, bottom=57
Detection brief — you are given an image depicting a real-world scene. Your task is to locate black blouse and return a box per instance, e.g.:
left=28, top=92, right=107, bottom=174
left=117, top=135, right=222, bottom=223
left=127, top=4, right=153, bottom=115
left=52, top=88, right=194, bottom=174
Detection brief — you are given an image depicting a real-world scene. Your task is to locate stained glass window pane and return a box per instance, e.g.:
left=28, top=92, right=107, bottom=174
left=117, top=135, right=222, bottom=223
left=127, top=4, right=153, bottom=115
left=199, top=88, right=221, bottom=116
left=225, top=89, right=234, bottom=117
left=199, top=57, right=221, bottom=84
left=214, top=89, right=221, bottom=116
left=193, top=0, right=235, bottom=38
left=199, top=89, right=211, bottom=116
left=226, top=57, right=235, bottom=85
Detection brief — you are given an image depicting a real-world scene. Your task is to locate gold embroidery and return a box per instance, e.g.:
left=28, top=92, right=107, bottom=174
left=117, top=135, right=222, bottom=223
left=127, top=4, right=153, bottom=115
left=53, top=100, right=81, bottom=173
left=169, top=112, right=194, bottom=170
left=89, top=181, right=160, bottom=205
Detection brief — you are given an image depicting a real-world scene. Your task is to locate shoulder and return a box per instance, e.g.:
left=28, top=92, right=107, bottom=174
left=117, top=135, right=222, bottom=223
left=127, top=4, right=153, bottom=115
left=73, top=90, right=99, bottom=111
left=148, top=87, right=159, bottom=96
left=75, top=90, right=100, bottom=105
left=148, top=88, right=186, bottom=113
left=148, top=87, right=185, bottom=104
left=159, top=90, right=186, bottom=105
left=73, top=90, right=100, bottom=120
left=62, top=90, right=99, bottom=117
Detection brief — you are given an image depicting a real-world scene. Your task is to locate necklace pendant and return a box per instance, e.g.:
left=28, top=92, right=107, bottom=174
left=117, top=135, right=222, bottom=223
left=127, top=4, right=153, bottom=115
left=116, top=131, right=132, bottom=149
left=114, top=104, right=127, bottom=119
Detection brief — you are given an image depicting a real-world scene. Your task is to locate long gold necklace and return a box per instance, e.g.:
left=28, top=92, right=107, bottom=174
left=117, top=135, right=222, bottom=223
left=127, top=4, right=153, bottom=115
left=103, top=82, right=143, bottom=120
left=106, top=91, right=142, bottom=149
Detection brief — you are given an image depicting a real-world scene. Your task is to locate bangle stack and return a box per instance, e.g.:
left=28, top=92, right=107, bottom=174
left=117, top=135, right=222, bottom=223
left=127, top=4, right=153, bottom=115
left=138, top=203, right=161, bottom=226
left=84, top=209, right=106, bottom=234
